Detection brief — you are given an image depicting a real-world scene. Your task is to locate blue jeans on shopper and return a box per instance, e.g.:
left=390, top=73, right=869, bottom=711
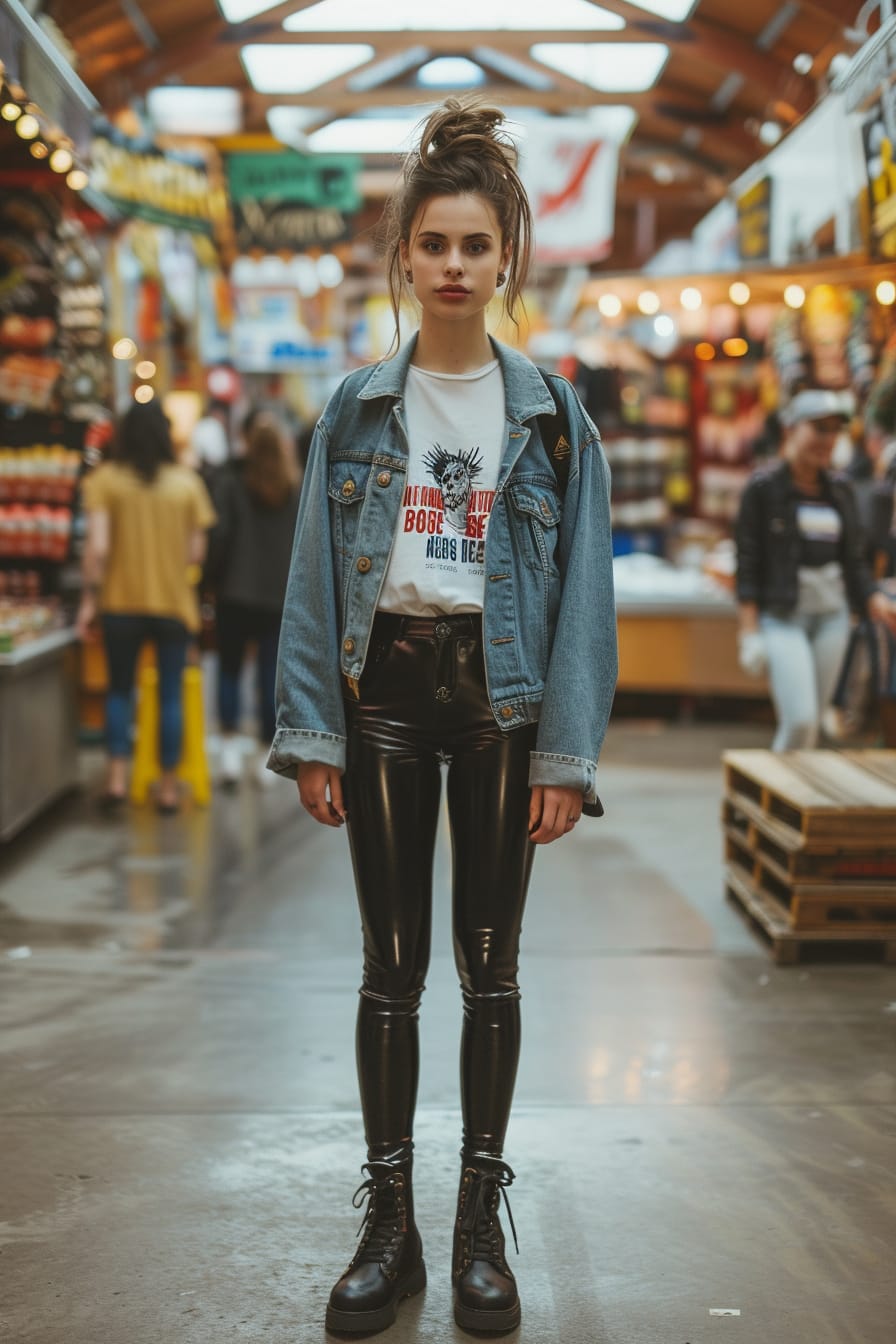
left=216, top=600, right=281, bottom=743
left=101, top=614, right=190, bottom=768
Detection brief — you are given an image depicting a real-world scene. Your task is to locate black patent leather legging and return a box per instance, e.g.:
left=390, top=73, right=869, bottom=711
left=343, top=612, right=537, bottom=1161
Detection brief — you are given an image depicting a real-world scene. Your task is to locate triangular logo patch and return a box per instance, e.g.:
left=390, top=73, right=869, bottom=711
left=552, top=434, right=571, bottom=460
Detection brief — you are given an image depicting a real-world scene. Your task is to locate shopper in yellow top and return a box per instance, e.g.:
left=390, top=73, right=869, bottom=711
left=76, top=400, right=216, bottom=812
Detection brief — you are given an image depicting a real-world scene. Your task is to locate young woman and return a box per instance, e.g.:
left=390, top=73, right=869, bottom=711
left=77, top=401, right=216, bottom=812
left=735, top=388, right=896, bottom=750
left=205, top=413, right=301, bottom=785
left=268, top=98, right=617, bottom=1335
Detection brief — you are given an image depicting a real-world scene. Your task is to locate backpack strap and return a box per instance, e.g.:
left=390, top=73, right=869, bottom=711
left=534, top=367, right=573, bottom=495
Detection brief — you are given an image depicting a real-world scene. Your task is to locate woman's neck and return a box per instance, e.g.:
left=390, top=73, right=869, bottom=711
left=411, top=317, right=493, bottom=374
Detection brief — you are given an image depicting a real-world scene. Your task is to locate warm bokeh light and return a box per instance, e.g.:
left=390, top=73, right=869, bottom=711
left=134, top=384, right=156, bottom=404
left=876, top=280, right=896, bottom=306
left=112, top=338, right=138, bottom=360
left=66, top=168, right=89, bottom=190
left=729, top=282, right=750, bottom=306
left=695, top=342, right=715, bottom=361
left=680, top=287, right=702, bottom=311
left=654, top=315, right=675, bottom=337
left=29, top=141, right=48, bottom=159
left=1, top=101, right=22, bottom=122
left=15, top=113, right=39, bottom=139
left=598, top=293, right=622, bottom=318
left=784, top=284, right=806, bottom=309
left=49, top=147, right=73, bottom=174
left=135, top=360, right=157, bottom=379
left=722, top=337, right=749, bottom=357
left=637, top=289, right=660, bottom=315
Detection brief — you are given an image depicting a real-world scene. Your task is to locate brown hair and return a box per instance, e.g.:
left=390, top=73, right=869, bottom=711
left=380, top=96, right=532, bottom=347
left=243, top=414, right=300, bottom=509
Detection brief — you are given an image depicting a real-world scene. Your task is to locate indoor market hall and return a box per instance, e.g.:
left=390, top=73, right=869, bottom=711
left=3, top=0, right=896, bottom=1342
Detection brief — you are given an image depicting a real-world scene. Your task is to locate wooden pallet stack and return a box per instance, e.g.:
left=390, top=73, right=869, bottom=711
left=722, top=749, right=896, bottom=964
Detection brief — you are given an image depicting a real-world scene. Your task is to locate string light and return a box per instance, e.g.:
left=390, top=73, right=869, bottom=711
left=729, top=282, right=750, bottom=306
left=637, top=290, right=660, bottom=315
left=15, top=113, right=40, bottom=139
left=29, top=141, right=49, bottom=159
left=680, top=287, right=702, bottom=311
left=695, top=342, right=715, bottom=361
left=66, top=168, right=89, bottom=191
left=598, top=293, right=622, bottom=318
left=134, top=385, right=155, bottom=404
left=135, top=361, right=157, bottom=379
left=876, top=280, right=896, bottom=306
left=49, top=146, right=73, bottom=174
left=112, top=338, right=137, bottom=360
left=1, top=100, right=22, bottom=122
left=784, top=284, right=806, bottom=309
left=654, top=315, right=675, bottom=337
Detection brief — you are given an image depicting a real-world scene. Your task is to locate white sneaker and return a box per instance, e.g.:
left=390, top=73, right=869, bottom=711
left=219, top=736, right=243, bottom=787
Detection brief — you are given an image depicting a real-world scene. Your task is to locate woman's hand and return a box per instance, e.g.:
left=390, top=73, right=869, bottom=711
left=869, top=591, right=896, bottom=637
left=75, top=593, right=97, bottom=641
left=528, top=785, right=583, bottom=845
left=297, top=761, right=346, bottom=827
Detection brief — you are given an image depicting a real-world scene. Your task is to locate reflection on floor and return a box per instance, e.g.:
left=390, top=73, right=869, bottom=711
left=2, top=721, right=895, bottom=1344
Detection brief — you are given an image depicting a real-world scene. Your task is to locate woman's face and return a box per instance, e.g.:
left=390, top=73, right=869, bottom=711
left=400, top=193, right=510, bottom=326
left=788, top=415, right=843, bottom=474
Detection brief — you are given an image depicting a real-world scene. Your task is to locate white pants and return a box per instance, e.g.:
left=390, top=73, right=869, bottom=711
left=760, top=605, right=852, bottom=750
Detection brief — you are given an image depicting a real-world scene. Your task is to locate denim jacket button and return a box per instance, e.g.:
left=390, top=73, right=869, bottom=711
left=343, top=637, right=356, bottom=654
left=341, top=479, right=356, bottom=498
left=377, top=471, right=392, bottom=487
left=500, top=706, right=514, bottom=719
left=357, top=556, right=372, bottom=573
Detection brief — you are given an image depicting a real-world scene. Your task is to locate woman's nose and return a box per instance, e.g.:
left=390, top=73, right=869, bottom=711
left=444, top=250, right=464, bottom=274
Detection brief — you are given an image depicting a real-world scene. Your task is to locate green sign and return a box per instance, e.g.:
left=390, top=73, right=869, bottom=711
left=226, top=152, right=361, bottom=211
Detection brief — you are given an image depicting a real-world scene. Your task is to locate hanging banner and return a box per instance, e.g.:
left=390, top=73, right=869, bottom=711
left=736, top=175, right=772, bottom=262
left=862, top=96, right=896, bottom=257
left=90, top=129, right=229, bottom=237
left=520, top=121, right=619, bottom=265
left=226, top=151, right=360, bottom=210
left=231, top=198, right=350, bottom=251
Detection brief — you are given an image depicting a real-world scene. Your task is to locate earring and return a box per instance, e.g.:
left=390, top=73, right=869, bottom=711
left=497, top=271, right=507, bottom=286
left=404, top=270, right=413, bottom=283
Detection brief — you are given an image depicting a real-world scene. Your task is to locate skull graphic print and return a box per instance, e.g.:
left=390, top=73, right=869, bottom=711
left=423, top=445, right=484, bottom=534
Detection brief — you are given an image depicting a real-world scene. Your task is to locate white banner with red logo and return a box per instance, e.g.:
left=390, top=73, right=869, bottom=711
left=520, top=120, right=620, bottom=265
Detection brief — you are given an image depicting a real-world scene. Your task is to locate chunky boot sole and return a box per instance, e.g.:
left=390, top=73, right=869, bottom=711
left=454, top=1296, right=521, bottom=1334
left=325, top=1260, right=426, bottom=1334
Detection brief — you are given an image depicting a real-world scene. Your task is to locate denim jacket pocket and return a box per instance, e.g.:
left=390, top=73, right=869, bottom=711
left=328, top=460, right=371, bottom=559
left=507, top=480, right=562, bottom=574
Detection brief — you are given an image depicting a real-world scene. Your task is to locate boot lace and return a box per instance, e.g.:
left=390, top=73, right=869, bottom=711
left=460, top=1158, right=519, bottom=1264
left=351, top=1160, right=407, bottom=1266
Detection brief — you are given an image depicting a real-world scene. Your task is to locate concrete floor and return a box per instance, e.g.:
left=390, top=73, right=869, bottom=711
left=1, top=718, right=895, bottom=1344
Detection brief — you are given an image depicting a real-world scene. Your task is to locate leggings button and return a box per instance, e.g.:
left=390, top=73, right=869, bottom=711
left=436, top=686, right=451, bottom=702
left=435, top=622, right=452, bottom=639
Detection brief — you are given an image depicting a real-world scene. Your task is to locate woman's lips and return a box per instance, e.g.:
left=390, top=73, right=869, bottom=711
left=437, top=286, right=470, bottom=295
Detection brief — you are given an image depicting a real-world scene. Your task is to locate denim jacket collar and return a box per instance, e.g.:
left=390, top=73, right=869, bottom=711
left=358, top=333, right=557, bottom=425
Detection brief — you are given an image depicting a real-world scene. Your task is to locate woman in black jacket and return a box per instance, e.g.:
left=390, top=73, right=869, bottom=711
left=207, top=414, right=301, bottom=784
left=735, top=389, right=896, bottom=750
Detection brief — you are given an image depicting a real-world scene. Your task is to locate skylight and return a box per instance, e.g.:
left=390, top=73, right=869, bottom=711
left=531, top=43, right=669, bottom=92
left=416, top=58, right=486, bottom=87
left=218, top=0, right=283, bottom=19
left=147, top=86, right=242, bottom=136
left=627, top=0, right=697, bottom=19
left=284, top=0, right=625, bottom=33
left=267, top=106, right=327, bottom=146
left=241, top=44, right=375, bottom=93
left=306, top=117, right=431, bottom=155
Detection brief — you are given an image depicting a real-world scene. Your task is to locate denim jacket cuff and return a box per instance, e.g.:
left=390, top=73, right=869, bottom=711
left=267, top=727, right=347, bottom=779
left=528, top=751, right=598, bottom=804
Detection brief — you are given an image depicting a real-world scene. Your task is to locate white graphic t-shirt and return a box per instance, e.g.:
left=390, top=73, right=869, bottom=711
left=378, top=359, right=505, bottom=615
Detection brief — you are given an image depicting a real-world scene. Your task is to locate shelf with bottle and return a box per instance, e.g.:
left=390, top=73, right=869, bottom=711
left=0, top=568, right=67, bottom=654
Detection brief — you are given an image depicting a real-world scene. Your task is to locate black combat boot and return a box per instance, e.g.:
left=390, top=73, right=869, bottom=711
left=452, top=1152, right=520, bottom=1334
left=325, top=1149, right=425, bottom=1334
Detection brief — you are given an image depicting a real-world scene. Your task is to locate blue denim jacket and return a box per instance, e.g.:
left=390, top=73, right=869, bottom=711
left=268, top=335, right=618, bottom=805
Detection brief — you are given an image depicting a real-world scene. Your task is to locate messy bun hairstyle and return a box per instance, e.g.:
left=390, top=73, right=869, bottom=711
left=381, top=97, right=532, bottom=346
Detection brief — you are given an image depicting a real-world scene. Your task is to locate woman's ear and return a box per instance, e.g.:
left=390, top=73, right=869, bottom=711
left=399, top=238, right=410, bottom=271
left=501, top=242, right=513, bottom=277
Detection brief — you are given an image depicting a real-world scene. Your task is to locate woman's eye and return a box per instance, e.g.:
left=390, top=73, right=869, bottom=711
left=468, top=242, right=486, bottom=255
left=423, top=241, right=442, bottom=253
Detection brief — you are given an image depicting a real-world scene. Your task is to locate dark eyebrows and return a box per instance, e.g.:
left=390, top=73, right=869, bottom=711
left=416, top=231, right=495, bottom=242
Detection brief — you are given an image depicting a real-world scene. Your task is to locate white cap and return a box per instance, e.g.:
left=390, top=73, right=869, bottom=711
left=780, top=388, right=853, bottom=427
